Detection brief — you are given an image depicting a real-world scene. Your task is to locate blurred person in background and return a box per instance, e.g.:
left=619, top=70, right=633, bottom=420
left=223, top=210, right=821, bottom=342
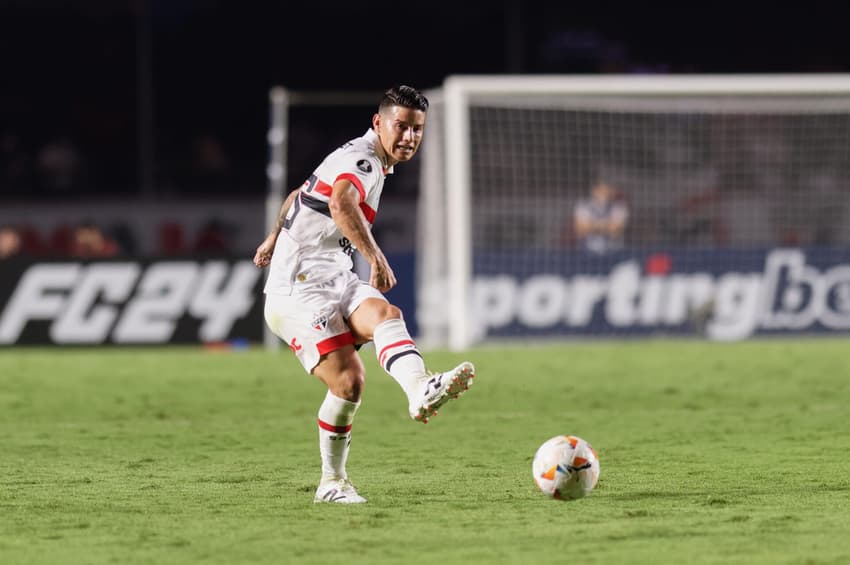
left=1, top=131, right=32, bottom=193
left=37, top=134, right=83, bottom=194
left=188, top=132, right=233, bottom=192
left=194, top=218, right=231, bottom=255
left=253, top=86, right=475, bottom=504
left=573, top=179, right=629, bottom=254
left=69, top=221, right=120, bottom=258
left=0, top=225, right=22, bottom=259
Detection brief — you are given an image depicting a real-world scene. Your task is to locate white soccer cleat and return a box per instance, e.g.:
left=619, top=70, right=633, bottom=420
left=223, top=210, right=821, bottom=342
left=409, top=361, right=475, bottom=424
left=314, top=478, right=367, bottom=504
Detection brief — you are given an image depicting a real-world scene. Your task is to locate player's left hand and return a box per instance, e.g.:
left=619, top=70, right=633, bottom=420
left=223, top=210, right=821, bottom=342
left=370, top=257, right=397, bottom=293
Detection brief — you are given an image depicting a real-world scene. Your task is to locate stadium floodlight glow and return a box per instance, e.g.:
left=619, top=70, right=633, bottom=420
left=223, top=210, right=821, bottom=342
left=418, top=74, right=850, bottom=351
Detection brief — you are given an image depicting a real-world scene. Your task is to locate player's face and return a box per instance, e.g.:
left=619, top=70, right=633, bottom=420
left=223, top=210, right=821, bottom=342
left=592, top=183, right=613, bottom=203
left=373, top=106, right=426, bottom=166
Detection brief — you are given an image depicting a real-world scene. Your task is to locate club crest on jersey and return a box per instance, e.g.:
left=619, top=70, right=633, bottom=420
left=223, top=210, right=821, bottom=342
left=312, top=312, right=329, bottom=331
left=356, top=159, right=372, bottom=173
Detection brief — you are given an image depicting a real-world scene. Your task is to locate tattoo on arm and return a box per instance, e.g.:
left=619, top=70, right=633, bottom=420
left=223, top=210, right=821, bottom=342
left=274, top=189, right=300, bottom=233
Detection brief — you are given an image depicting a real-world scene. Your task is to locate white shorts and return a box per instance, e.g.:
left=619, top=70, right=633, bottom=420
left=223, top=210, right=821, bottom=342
left=263, top=270, right=386, bottom=373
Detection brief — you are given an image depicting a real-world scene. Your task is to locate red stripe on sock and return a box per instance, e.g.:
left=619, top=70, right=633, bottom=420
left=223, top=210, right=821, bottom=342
left=378, top=339, right=415, bottom=367
left=318, top=419, right=352, bottom=433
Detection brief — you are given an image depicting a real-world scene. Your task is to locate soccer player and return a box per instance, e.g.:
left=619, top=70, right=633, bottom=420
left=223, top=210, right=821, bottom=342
left=253, top=85, right=475, bottom=504
left=573, top=180, right=629, bottom=254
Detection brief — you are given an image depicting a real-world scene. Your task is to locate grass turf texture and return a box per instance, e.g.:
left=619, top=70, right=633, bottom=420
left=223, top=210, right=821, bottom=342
left=1, top=340, right=849, bottom=565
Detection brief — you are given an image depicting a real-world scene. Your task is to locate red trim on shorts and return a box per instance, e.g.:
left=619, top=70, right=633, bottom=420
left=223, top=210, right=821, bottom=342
left=336, top=173, right=366, bottom=201
left=316, top=332, right=356, bottom=356
left=378, top=339, right=415, bottom=367
left=318, top=419, right=352, bottom=433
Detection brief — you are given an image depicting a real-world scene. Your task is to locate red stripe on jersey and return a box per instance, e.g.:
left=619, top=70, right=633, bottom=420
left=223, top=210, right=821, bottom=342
left=316, top=332, right=355, bottom=355
left=359, top=202, right=376, bottom=224
left=315, top=179, right=333, bottom=197
left=378, top=339, right=415, bottom=367
left=336, top=173, right=366, bottom=201
left=317, top=419, right=352, bottom=433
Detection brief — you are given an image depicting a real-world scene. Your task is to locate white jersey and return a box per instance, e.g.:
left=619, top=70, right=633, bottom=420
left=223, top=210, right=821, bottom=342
left=574, top=199, right=629, bottom=254
left=264, top=129, right=393, bottom=294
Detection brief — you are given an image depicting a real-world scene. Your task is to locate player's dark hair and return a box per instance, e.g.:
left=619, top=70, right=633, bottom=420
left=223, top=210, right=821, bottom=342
left=379, top=85, right=429, bottom=113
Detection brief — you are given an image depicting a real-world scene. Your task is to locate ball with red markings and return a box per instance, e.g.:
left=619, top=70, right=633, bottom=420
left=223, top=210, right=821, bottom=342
left=532, top=435, right=600, bottom=500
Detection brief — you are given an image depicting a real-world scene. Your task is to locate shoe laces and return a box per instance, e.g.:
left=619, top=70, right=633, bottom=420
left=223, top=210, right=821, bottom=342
left=334, top=478, right=357, bottom=492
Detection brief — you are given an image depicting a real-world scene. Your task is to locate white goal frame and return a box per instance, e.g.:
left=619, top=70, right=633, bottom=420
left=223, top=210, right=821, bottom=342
left=436, top=74, right=850, bottom=351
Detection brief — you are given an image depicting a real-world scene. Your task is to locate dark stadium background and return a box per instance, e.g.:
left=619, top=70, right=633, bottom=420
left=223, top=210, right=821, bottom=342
left=1, top=0, right=848, bottom=345
left=2, top=0, right=847, bottom=201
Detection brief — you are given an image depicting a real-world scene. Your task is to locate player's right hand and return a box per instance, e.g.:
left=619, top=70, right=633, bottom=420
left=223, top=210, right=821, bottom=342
left=253, top=235, right=276, bottom=268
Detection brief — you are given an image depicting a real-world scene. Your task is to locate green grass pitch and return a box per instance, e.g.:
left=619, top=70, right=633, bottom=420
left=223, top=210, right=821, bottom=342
left=1, top=339, right=849, bottom=564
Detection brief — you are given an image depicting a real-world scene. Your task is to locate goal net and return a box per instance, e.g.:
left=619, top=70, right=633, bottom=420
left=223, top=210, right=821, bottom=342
left=417, top=75, right=850, bottom=349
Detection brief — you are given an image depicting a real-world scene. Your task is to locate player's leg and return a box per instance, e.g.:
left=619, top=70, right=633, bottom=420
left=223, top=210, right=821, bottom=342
left=263, top=290, right=366, bottom=503
left=310, top=346, right=367, bottom=503
left=348, top=296, right=475, bottom=424
left=349, top=298, right=426, bottom=399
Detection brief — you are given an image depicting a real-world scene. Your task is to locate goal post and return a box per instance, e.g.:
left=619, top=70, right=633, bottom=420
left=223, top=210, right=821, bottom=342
left=264, top=87, right=288, bottom=351
left=444, top=80, right=474, bottom=352
left=418, top=74, right=850, bottom=350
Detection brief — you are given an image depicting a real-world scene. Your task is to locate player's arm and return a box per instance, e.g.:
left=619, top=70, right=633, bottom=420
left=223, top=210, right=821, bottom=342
left=328, top=179, right=396, bottom=292
left=574, top=216, right=593, bottom=237
left=600, top=204, right=628, bottom=236
left=575, top=205, right=613, bottom=236
left=253, top=188, right=300, bottom=268
left=574, top=207, right=599, bottom=237
left=604, top=215, right=627, bottom=235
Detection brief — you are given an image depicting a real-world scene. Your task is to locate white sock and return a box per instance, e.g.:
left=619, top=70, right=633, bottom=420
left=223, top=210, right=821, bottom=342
left=373, top=318, right=426, bottom=402
left=317, top=391, right=360, bottom=480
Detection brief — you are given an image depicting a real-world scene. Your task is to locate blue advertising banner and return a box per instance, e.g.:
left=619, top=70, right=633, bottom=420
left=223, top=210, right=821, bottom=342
left=3, top=249, right=848, bottom=345
left=470, top=248, right=850, bottom=340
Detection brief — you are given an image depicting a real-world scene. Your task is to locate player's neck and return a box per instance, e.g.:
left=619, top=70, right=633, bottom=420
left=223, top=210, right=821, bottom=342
left=372, top=130, right=396, bottom=168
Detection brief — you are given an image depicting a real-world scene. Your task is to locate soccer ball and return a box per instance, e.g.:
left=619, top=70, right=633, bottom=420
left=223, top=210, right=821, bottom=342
left=532, top=435, right=600, bottom=500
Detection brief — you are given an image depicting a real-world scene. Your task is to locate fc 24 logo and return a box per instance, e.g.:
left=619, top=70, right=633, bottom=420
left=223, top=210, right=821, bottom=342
left=0, top=260, right=261, bottom=344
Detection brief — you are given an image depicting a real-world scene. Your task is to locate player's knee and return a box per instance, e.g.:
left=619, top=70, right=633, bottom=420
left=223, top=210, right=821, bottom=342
left=336, top=368, right=365, bottom=401
left=381, top=303, right=403, bottom=322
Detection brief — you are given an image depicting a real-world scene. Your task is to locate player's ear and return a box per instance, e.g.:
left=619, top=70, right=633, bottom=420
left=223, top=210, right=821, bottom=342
left=372, top=113, right=381, bottom=131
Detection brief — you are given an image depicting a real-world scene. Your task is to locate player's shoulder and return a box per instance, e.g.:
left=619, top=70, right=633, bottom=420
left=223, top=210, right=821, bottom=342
left=343, top=130, right=380, bottom=159
left=324, top=131, right=382, bottom=174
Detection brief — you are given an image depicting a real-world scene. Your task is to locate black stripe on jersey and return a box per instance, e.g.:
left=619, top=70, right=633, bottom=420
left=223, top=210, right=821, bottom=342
left=303, top=174, right=318, bottom=193
left=300, top=193, right=332, bottom=218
